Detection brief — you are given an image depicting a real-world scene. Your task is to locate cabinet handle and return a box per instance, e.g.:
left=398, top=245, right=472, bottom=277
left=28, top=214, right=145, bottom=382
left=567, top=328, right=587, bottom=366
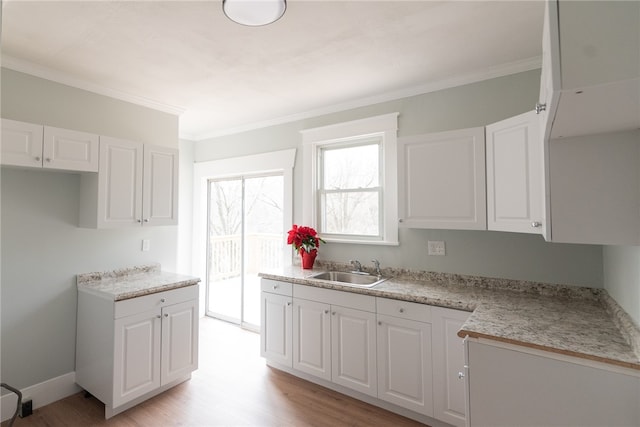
left=45, top=158, right=51, bottom=162
left=398, top=219, right=404, bottom=223
left=161, top=298, right=166, bottom=303
left=378, top=321, right=382, bottom=326
left=531, top=221, right=542, bottom=228
left=137, top=219, right=142, bottom=223
left=35, top=156, right=41, bottom=162
left=143, top=219, right=149, bottom=223
left=164, top=313, right=169, bottom=317
left=156, top=315, right=161, bottom=319
left=287, top=302, right=292, bottom=306
left=535, top=102, right=546, bottom=114
left=458, top=371, right=465, bottom=380
left=273, top=285, right=278, bottom=290
left=399, top=308, right=405, bottom=313
left=332, top=311, right=336, bottom=316
left=324, top=310, right=329, bottom=314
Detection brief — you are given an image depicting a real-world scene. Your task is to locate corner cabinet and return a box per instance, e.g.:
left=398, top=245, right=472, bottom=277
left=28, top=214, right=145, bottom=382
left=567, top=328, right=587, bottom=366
left=76, top=285, right=199, bottom=419
left=486, top=111, right=548, bottom=238
left=79, top=136, right=178, bottom=228
left=398, top=127, right=486, bottom=230
left=431, top=306, right=471, bottom=427
left=1, top=118, right=99, bottom=172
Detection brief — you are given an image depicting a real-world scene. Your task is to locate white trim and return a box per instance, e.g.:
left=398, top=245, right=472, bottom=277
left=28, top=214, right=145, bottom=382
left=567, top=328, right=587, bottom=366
left=1, top=372, right=81, bottom=422
left=191, top=149, right=296, bottom=313
left=302, top=114, right=399, bottom=245
left=2, top=55, right=185, bottom=116
left=193, top=56, right=541, bottom=141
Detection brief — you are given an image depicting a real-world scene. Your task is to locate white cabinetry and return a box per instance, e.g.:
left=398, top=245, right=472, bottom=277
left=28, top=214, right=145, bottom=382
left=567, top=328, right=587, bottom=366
left=432, top=307, right=470, bottom=427
left=79, top=136, right=178, bottom=228
left=398, top=127, right=486, bottom=230
left=1, top=119, right=99, bottom=172
left=376, top=298, right=433, bottom=416
left=486, top=111, right=547, bottom=238
left=260, top=279, right=293, bottom=367
left=292, top=285, right=378, bottom=397
left=466, top=339, right=640, bottom=427
left=76, top=285, right=199, bottom=418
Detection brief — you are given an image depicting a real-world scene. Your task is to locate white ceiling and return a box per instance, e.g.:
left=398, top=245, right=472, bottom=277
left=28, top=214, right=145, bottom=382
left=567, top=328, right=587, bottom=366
left=1, top=1, right=544, bottom=141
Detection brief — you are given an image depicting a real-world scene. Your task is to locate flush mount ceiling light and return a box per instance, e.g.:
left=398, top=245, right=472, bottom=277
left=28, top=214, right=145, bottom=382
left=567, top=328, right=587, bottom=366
left=223, top=0, right=287, bottom=27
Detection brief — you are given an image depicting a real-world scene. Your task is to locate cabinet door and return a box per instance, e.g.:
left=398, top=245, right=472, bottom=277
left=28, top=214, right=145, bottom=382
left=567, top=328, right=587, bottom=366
left=143, top=145, right=178, bottom=226
left=1, top=119, right=43, bottom=168
left=43, top=126, right=99, bottom=172
left=161, top=299, right=199, bottom=385
left=293, top=298, right=331, bottom=381
left=331, top=306, right=377, bottom=397
left=486, top=111, right=546, bottom=236
left=467, top=340, right=640, bottom=427
left=98, top=136, right=144, bottom=228
left=377, top=314, right=433, bottom=416
left=113, top=309, right=161, bottom=408
left=431, top=307, right=470, bottom=427
left=260, top=292, right=292, bottom=367
left=398, top=127, right=486, bottom=230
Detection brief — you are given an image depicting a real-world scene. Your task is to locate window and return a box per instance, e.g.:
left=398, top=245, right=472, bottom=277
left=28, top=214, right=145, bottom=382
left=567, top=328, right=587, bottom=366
left=302, top=113, right=399, bottom=245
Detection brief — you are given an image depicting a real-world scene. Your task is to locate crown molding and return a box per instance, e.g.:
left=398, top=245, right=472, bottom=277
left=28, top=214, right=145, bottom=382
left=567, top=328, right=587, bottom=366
left=1, top=55, right=186, bottom=116
left=192, top=56, right=542, bottom=141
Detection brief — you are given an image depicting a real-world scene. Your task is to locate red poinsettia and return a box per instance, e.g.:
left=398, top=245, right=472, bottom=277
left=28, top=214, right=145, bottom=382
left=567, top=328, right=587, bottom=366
left=287, top=224, right=326, bottom=253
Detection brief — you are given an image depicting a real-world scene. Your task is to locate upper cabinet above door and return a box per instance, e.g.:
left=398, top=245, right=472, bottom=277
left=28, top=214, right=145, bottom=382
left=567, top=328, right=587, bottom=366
left=398, top=127, right=486, bottom=230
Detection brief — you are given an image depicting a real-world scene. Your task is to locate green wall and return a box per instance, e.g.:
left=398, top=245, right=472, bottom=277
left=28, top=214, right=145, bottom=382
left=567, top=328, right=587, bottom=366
left=1, top=68, right=180, bottom=390
left=194, top=70, right=604, bottom=287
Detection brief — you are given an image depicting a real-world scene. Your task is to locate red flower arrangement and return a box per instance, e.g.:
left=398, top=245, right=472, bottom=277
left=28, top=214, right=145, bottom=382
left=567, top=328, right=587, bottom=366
left=287, top=224, right=325, bottom=254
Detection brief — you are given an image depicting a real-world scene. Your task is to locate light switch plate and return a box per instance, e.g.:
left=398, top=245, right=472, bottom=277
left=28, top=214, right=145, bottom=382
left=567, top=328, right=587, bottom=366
left=427, top=240, right=445, bottom=256
left=142, top=239, right=150, bottom=252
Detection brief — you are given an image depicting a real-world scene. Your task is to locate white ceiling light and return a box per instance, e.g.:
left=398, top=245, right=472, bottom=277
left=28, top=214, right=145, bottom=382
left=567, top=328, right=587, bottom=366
left=223, top=0, right=286, bottom=27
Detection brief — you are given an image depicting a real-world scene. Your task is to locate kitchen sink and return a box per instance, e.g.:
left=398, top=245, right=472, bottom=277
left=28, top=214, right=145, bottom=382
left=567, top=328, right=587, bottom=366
left=308, top=271, right=387, bottom=288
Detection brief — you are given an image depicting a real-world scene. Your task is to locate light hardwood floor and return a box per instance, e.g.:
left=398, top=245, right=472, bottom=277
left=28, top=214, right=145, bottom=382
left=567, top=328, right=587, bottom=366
left=3, top=317, right=427, bottom=427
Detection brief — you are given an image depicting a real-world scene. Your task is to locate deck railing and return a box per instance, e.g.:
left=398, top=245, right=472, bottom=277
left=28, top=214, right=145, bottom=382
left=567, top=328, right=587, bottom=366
left=208, top=233, right=283, bottom=282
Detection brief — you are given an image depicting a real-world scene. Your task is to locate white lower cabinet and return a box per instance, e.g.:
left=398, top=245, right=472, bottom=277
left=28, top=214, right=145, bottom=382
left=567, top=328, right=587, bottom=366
left=466, top=339, right=640, bottom=427
left=432, top=307, right=471, bottom=427
left=76, top=285, right=199, bottom=418
left=376, top=298, right=433, bottom=416
left=260, top=279, right=293, bottom=367
left=291, top=285, right=377, bottom=397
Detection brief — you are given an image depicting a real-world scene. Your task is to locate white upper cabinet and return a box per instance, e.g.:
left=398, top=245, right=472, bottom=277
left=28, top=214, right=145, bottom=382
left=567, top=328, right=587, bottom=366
left=486, top=111, right=547, bottom=238
left=1, top=119, right=98, bottom=172
left=398, top=127, right=486, bottom=230
left=79, top=136, right=178, bottom=228
left=544, top=0, right=640, bottom=139
left=1, top=119, right=44, bottom=167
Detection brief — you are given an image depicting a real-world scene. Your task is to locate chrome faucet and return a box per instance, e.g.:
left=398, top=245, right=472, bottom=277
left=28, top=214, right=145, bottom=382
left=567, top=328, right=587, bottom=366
left=371, top=259, right=382, bottom=277
left=349, top=259, right=363, bottom=273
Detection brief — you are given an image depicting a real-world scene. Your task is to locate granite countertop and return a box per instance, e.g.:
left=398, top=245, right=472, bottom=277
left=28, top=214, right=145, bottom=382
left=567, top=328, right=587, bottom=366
left=77, top=263, right=200, bottom=301
left=260, top=263, right=640, bottom=371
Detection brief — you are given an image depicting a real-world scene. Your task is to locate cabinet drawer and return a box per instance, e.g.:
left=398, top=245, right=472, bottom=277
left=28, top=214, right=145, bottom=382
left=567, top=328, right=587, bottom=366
left=114, top=285, right=198, bottom=319
left=376, top=297, right=431, bottom=323
left=261, top=279, right=293, bottom=296
left=294, top=285, right=376, bottom=312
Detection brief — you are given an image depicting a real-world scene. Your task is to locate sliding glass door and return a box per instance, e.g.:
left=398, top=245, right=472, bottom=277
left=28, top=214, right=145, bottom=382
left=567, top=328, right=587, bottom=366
left=206, top=173, right=284, bottom=330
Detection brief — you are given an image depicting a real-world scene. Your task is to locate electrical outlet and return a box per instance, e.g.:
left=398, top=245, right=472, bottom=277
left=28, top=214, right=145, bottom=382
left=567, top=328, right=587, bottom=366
left=142, top=239, right=150, bottom=252
left=20, top=399, right=33, bottom=418
left=427, top=240, right=446, bottom=256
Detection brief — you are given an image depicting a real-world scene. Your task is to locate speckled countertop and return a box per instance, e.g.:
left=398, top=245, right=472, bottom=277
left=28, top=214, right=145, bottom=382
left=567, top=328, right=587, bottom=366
left=260, top=262, right=640, bottom=371
left=77, top=263, right=200, bottom=301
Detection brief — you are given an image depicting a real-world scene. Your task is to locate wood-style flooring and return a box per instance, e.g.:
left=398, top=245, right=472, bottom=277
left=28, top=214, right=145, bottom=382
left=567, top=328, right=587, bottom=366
left=3, top=317, right=426, bottom=427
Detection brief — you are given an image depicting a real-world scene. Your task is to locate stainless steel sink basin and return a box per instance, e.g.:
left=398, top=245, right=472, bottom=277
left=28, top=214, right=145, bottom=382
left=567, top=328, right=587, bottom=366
left=308, top=271, right=387, bottom=288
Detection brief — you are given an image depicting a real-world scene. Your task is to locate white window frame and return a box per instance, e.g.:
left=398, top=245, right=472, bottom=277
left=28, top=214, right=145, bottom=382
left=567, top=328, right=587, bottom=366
left=301, top=113, right=399, bottom=245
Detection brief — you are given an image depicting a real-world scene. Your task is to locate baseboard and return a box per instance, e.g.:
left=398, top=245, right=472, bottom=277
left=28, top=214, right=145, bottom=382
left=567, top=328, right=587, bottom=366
left=1, top=372, right=81, bottom=422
